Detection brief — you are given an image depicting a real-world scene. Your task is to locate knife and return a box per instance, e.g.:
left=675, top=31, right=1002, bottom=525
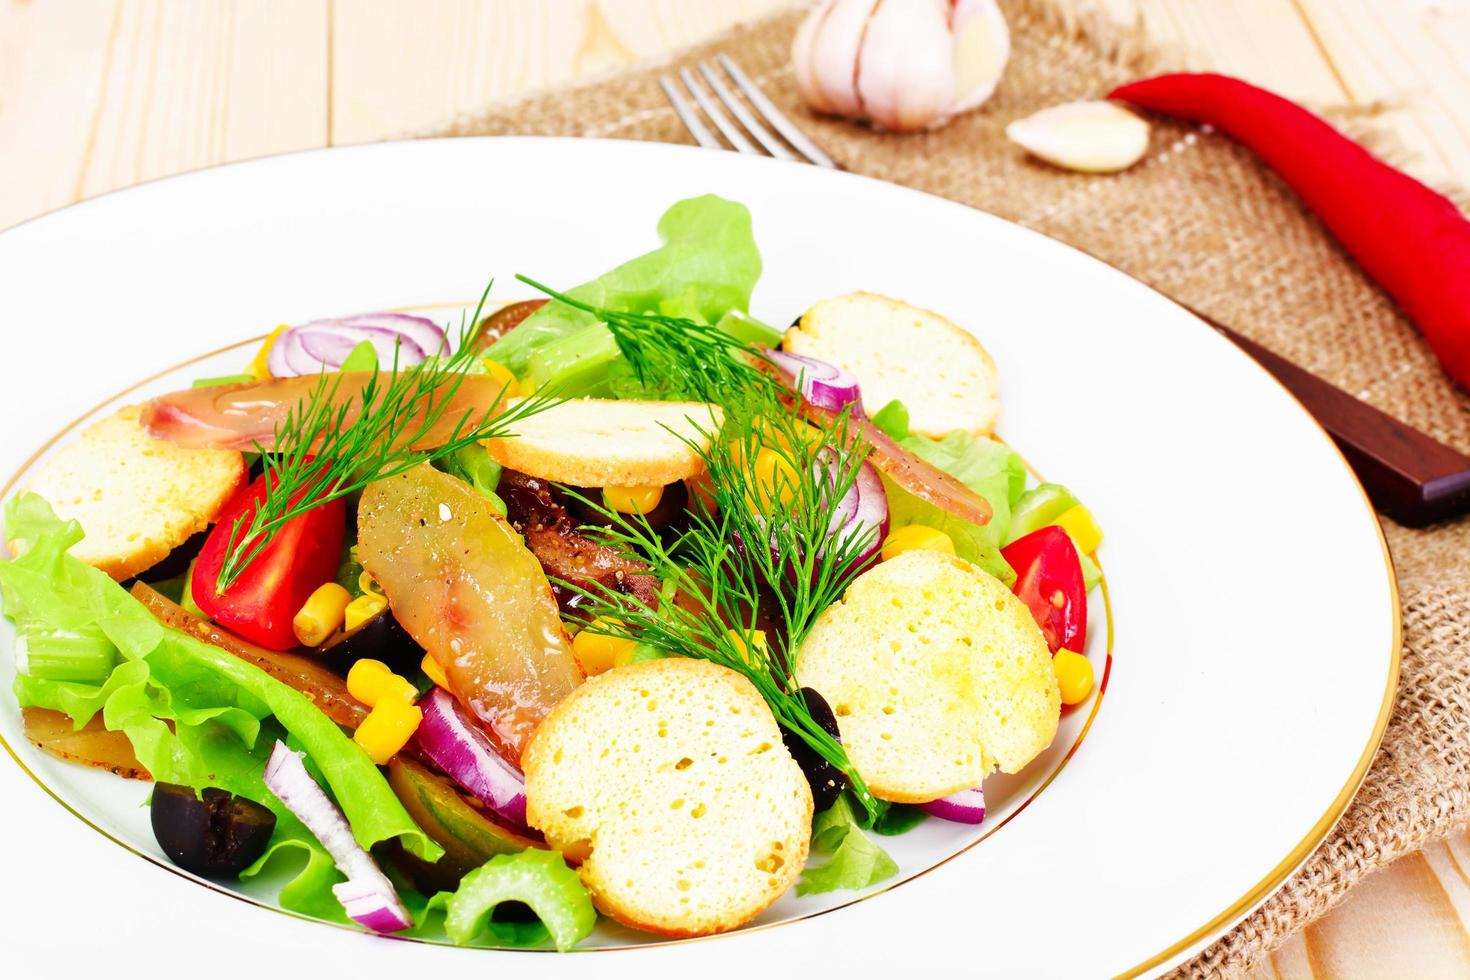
left=1193, top=309, right=1470, bottom=528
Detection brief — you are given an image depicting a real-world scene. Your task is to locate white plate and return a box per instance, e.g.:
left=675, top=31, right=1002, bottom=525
left=0, top=138, right=1396, bottom=978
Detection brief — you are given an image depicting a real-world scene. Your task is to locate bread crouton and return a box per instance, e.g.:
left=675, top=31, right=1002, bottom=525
left=22, top=405, right=246, bottom=580
left=795, top=550, right=1059, bottom=803
left=523, top=658, right=812, bottom=937
left=784, top=291, right=999, bottom=437
left=481, top=398, right=721, bottom=488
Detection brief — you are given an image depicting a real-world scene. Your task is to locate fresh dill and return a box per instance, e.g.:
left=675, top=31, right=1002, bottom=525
left=558, top=389, right=884, bottom=819
left=515, top=274, right=777, bottom=407
left=215, top=285, right=563, bottom=593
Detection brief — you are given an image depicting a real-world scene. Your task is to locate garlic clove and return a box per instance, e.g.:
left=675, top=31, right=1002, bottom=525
left=792, top=0, right=840, bottom=113
left=808, top=0, right=882, bottom=119
left=856, top=0, right=956, bottom=132
left=950, top=0, right=1010, bottom=113
left=1005, top=100, right=1152, bottom=173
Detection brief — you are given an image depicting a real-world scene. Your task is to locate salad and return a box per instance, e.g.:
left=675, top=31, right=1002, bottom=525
left=1, top=195, right=1103, bottom=948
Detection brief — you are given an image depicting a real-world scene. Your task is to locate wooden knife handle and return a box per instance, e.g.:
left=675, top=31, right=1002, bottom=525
left=1203, top=316, right=1470, bottom=528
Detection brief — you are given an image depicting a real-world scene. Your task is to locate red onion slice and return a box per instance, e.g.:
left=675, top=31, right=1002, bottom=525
left=265, top=313, right=447, bottom=377
left=340, top=313, right=448, bottom=358
left=415, top=687, right=529, bottom=831
left=818, top=452, right=889, bottom=567
left=766, top=349, right=864, bottom=414
left=262, top=741, right=413, bottom=932
left=919, top=785, right=986, bottom=824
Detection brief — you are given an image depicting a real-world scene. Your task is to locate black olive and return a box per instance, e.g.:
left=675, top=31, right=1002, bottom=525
left=782, top=687, right=848, bottom=811
left=318, top=607, right=424, bottom=678
left=150, top=783, right=276, bottom=878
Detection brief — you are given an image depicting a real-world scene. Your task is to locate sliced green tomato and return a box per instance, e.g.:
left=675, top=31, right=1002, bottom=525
left=444, top=850, right=597, bottom=951
left=1006, top=483, right=1079, bottom=544
left=387, top=757, right=537, bottom=893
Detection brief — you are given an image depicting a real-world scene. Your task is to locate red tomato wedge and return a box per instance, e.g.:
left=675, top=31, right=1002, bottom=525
left=191, top=473, right=346, bottom=651
left=1001, top=526, right=1086, bottom=654
left=140, top=372, right=518, bottom=453
left=356, top=465, right=582, bottom=766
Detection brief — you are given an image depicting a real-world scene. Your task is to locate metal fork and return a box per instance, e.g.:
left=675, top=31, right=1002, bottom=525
left=659, top=54, right=838, bottom=169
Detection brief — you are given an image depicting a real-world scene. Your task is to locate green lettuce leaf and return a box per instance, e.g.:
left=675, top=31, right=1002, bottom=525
left=872, top=400, right=1027, bottom=585
left=797, top=794, right=899, bottom=896
left=488, top=194, right=762, bottom=379
left=0, top=494, right=442, bottom=921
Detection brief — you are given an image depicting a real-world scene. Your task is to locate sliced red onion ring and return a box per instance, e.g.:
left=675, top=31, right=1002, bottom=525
left=262, top=741, right=413, bottom=933
left=265, top=313, right=446, bottom=377
left=415, top=687, right=529, bottom=831
left=818, top=452, right=889, bottom=567
left=919, top=785, right=986, bottom=824
left=765, top=349, right=864, bottom=414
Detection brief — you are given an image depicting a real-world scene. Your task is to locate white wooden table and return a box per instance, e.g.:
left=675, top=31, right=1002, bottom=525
left=3, top=2, right=1469, bottom=975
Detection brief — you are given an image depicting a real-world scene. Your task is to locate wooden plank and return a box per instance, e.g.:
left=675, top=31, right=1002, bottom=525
left=0, top=0, right=328, bottom=232
left=328, top=0, right=788, bottom=145
left=1293, top=0, right=1470, bottom=187
left=1133, top=0, right=1348, bottom=103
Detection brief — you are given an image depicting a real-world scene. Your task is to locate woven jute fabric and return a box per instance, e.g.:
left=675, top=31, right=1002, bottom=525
left=436, top=2, right=1470, bottom=974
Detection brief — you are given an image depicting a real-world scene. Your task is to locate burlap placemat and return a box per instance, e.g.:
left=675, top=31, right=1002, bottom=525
left=436, top=2, right=1470, bottom=974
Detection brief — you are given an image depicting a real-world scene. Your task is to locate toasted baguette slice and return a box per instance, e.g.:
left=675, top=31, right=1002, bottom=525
left=22, top=405, right=246, bottom=581
left=795, top=550, right=1059, bottom=803
left=482, top=398, right=721, bottom=488
left=523, top=659, right=812, bottom=937
left=784, top=291, right=999, bottom=437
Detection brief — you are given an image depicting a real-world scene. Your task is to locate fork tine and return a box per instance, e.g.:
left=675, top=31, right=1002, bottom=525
left=716, top=54, right=838, bottom=169
left=697, top=62, right=799, bottom=162
left=679, top=68, right=758, bottom=154
left=659, top=76, right=721, bottom=150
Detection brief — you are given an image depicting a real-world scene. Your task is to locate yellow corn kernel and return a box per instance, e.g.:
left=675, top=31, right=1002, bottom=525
left=603, top=484, right=664, bottom=514
left=746, top=449, right=800, bottom=511
left=292, top=582, right=353, bottom=648
left=347, top=658, right=417, bottom=708
left=344, top=592, right=388, bottom=633
left=482, top=358, right=522, bottom=397
left=354, top=696, right=423, bottom=765
left=881, top=525, right=956, bottom=561
left=421, top=653, right=449, bottom=689
left=726, top=629, right=768, bottom=668
left=1054, top=505, right=1103, bottom=555
left=1053, top=649, right=1094, bottom=706
left=571, top=618, right=637, bottom=676
left=249, top=325, right=289, bottom=380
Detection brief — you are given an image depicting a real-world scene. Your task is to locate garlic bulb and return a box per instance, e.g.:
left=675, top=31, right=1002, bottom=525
left=792, top=0, right=1010, bottom=132
left=1006, top=100, right=1152, bottom=173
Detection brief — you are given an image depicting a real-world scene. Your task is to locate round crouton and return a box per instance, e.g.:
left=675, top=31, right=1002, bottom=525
left=784, top=291, right=1000, bottom=437
left=795, top=550, right=1060, bottom=803
left=23, top=405, right=246, bottom=581
left=482, top=398, right=721, bottom=488
left=523, top=658, right=812, bottom=937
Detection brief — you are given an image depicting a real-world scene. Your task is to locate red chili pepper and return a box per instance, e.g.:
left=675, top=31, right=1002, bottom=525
left=1108, top=73, right=1470, bottom=390
left=1001, top=526, right=1086, bottom=655
left=191, top=474, right=346, bottom=651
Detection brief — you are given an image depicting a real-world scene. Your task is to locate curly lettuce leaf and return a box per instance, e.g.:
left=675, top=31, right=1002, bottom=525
left=797, top=794, right=899, bottom=896
left=0, top=494, right=442, bottom=920
left=489, top=194, right=762, bottom=378
left=872, top=400, right=1027, bottom=585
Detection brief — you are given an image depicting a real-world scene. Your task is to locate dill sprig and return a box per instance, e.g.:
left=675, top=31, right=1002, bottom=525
left=216, top=286, right=563, bottom=593
left=558, top=392, right=884, bottom=819
left=515, top=274, right=777, bottom=407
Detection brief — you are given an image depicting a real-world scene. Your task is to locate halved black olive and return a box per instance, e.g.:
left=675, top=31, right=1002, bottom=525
left=319, top=608, right=423, bottom=678
left=151, top=783, right=276, bottom=878
left=782, top=687, right=848, bottom=812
